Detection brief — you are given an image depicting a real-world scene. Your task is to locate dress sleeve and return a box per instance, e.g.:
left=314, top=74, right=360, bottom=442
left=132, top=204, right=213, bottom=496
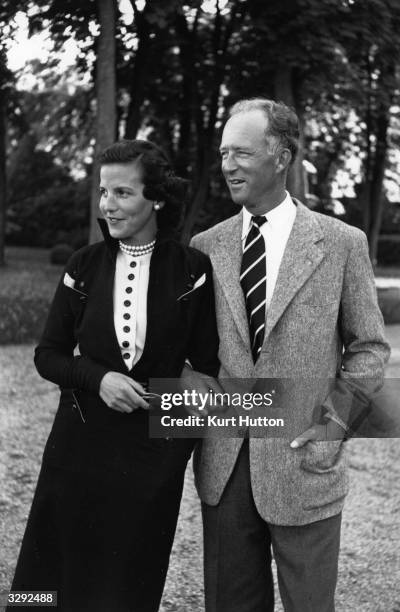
left=186, top=254, right=220, bottom=378
left=34, top=252, right=110, bottom=393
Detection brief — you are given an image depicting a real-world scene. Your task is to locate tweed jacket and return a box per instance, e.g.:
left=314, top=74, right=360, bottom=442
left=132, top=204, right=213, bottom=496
left=34, top=221, right=219, bottom=474
left=191, top=200, right=389, bottom=526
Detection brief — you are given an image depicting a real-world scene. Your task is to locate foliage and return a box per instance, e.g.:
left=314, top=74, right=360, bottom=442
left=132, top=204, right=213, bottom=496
left=2, top=0, right=400, bottom=250
left=377, top=238, right=400, bottom=267
left=50, top=243, right=75, bottom=265
left=6, top=133, right=90, bottom=248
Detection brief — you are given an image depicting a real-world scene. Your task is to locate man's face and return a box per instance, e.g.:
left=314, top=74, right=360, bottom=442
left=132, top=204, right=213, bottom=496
left=220, top=110, right=281, bottom=213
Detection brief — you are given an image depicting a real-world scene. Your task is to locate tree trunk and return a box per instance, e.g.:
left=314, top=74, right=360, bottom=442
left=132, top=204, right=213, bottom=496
left=362, top=72, right=373, bottom=235
left=89, top=0, right=117, bottom=244
left=274, top=66, right=306, bottom=202
left=0, top=88, right=6, bottom=266
left=124, top=8, right=151, bottom=139
left=181, top=1, right=244, bottom=240
left=181, top=149, right=212, bottom=244
left=174, top=10, right=199, bottom=177
left=368, top=111, right=389, bottom=265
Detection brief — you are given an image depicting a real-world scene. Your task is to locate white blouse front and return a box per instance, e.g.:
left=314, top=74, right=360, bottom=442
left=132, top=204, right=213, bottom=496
left=113, top=249, right=151, bottom=370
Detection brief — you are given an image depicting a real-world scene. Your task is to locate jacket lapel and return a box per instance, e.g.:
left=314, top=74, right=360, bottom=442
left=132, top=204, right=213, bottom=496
left=210, top=212, right=250, bottom=349
left=262, top=201, right=325, bottom=347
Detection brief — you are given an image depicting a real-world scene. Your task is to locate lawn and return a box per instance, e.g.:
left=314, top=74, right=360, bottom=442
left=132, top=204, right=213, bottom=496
left=0, top=247, right=63, bottom=344
left=0, top=247, right=61, bottom=301
left=375, top=265, right=400, bottom=278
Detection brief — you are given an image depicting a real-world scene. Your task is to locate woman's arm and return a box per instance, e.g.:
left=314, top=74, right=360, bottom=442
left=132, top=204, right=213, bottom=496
left=35, top=253, right=150, bottom=412
left=34, top=252, right=110, bottom=393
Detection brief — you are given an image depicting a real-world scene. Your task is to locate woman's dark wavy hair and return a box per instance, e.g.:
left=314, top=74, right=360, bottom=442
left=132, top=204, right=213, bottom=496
left=98, top=139, right=189, bottom=232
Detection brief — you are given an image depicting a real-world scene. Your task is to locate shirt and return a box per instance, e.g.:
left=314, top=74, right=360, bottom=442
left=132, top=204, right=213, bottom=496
left=241, top=192, right=297, bottom=311
left=113, top=249, right=151, bottom=370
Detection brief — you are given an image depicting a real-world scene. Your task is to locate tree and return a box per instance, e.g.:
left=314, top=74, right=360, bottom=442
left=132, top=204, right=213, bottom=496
left=343, top=0, right=400, bottom=263
left=0, top=52, right=7, bottom=267
left=27, top=0, right=117, bottom=243
left=0, top=1, right=30, bottom=265
left=10, top=0, right=400, bottom=258
left=89, top=0, right=117, bottom=242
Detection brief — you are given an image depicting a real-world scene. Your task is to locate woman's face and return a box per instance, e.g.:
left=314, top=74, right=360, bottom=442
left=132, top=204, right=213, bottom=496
left=99, top=161, right=163, bottom=245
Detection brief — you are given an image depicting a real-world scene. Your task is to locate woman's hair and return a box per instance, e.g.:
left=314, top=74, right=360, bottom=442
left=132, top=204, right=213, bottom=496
left=98, top=139, right=189, bottom=231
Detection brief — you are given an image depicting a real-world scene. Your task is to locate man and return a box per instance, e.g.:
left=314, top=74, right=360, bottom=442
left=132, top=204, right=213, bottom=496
left=189, top=98, right=389, bottom=611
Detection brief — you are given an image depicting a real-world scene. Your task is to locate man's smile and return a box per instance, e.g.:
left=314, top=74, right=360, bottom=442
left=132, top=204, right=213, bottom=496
left=228, top=178, right=246, bottom=187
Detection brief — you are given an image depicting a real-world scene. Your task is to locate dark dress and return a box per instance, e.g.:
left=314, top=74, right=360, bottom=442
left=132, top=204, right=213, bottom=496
left=8, top=222, right=219, bottom=612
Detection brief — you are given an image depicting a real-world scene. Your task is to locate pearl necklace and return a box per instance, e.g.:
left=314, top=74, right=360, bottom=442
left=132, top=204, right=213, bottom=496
left=119, top=239, right=156, bottom=257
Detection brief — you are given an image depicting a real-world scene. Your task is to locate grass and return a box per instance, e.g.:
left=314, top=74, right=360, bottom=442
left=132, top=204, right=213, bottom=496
left=0, top=247, right=62, bottom=344
left=0, top=247, right=61, bottom=300
left=375, top=265, right=400, bottom=278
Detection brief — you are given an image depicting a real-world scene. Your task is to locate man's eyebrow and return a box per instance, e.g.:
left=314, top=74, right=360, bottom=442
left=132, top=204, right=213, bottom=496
left=219, top=145, right=252, bottom=152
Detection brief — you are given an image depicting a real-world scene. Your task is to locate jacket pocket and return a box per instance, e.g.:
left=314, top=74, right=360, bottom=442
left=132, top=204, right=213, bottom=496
left=300, top=440, right=343, bottom=473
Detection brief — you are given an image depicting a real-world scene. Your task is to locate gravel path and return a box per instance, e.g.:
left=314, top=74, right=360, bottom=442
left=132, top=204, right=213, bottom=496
left=1, top=334, right=400, bottom=611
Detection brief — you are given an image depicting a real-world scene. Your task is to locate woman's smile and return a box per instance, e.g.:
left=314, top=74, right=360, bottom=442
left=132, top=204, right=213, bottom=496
left=99, top=161, right=161, bottom=245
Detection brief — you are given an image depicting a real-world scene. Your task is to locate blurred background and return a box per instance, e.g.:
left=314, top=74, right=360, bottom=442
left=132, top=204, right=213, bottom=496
left=1, top=0, right=400, bottom=251
left=0, top=3, right=400, bottom=609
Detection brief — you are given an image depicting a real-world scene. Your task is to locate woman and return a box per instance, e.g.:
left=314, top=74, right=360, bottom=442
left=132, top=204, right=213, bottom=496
left=8, top=139, right=219, bottom=611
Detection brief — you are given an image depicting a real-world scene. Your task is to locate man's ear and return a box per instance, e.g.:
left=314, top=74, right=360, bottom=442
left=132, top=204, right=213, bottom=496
left=276, top=149, right=292, bottom=173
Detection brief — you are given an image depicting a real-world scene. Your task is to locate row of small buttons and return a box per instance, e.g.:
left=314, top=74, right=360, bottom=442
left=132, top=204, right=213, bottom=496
left=122, top=260, right=137, bottom=359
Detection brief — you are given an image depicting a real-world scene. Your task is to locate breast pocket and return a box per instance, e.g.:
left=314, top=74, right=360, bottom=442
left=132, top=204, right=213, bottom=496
left=63, top=284, right=88, bottom=331
left=293, top=300, right=338, bottom=313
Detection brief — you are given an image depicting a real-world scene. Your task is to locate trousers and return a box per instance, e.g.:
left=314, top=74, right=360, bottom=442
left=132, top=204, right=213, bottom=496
left=202, top=440, right=341, bottom=612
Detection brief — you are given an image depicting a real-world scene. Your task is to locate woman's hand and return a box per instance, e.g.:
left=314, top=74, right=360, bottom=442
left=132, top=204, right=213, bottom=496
left=99, top=372, right=149, bottom=413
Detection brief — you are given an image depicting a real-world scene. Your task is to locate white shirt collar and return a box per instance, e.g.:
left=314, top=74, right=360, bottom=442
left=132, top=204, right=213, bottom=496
left=241, top=191, right=296, bottom=240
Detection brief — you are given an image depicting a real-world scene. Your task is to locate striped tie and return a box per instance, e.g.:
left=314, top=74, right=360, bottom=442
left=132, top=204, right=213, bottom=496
left=240, top=215, right=267, bottom=362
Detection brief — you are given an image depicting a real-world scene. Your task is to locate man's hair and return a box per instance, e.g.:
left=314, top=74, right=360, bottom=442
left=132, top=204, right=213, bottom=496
left=99, top=139, right=188, bottom=231
left=229, top=98, right=300, bottom=162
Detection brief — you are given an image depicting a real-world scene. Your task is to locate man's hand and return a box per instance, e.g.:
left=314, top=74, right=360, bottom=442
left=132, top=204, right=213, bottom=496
left=180, top=365, right=226, bottom=416
left=290, top=419, right=347, bottom=448
left=99, top=372, right=149, bottom=413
